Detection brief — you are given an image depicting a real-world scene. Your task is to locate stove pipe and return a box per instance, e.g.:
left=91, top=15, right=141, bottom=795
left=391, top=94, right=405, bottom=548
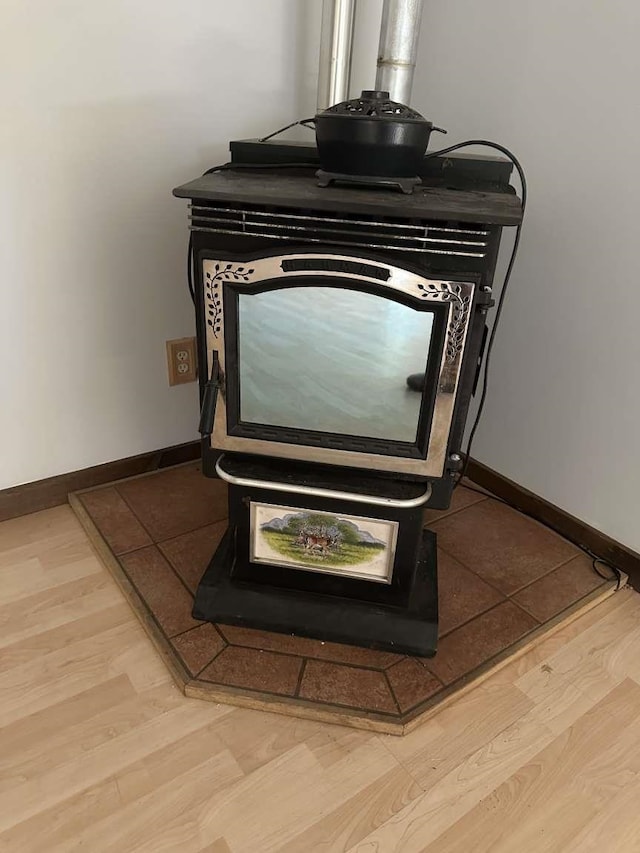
left=316, top=0, right=357, bottom=111
left=375, top=0, right=424, bottom=104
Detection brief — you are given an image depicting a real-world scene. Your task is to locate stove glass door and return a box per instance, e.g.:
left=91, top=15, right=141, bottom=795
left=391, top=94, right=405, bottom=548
left=237, top=285, right=434, bottom=444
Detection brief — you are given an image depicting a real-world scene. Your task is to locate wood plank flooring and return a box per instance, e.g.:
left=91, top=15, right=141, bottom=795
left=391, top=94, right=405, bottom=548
left=1, top=504, right=639, bottom=852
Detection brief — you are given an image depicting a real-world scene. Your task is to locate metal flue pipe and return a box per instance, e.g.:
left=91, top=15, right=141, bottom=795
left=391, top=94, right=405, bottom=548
left=316, top=0, right=357, bottom=110
left=375, top=0, right=424, bottom=104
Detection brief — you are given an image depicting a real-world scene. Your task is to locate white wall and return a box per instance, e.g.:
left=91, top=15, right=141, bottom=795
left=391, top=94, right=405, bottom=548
left=0, top=0, right=320, bottom=488
left=3, top=0, right=639, bottom=555
left=411, top=0, right=640, bottom=551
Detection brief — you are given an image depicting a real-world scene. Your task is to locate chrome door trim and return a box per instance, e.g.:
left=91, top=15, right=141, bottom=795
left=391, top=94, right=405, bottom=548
left=203, top=251, right=475, bottom=478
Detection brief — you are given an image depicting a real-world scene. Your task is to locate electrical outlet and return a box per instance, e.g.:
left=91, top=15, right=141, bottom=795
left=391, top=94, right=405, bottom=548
left=166, top=337, right=197, bottom=385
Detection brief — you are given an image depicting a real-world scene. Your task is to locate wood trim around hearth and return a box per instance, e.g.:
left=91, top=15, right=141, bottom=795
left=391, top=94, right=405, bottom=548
left=0, top=441, right=201, bottom=523
left=466, top=458, right=640, bottom=590
left=2, top=444, right=639, bottom=590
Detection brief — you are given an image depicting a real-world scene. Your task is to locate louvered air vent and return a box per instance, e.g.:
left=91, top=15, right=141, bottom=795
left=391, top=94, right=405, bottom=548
left=188, top=203, right=489, bottom=258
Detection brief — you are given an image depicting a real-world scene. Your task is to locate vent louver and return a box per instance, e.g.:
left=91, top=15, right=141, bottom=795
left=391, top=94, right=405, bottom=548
left=189, top=202, right=489, bottom=258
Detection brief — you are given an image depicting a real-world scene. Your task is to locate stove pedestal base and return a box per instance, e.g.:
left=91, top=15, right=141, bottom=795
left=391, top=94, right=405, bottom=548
left=193, top=526, right=438, bottom=657
left=192, top=455, right=439, bottom=656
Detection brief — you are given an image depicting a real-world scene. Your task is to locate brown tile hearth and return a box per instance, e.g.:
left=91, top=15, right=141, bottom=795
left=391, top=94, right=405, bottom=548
left=200, top=646, right=302, bottom=696
left=171, top=623, right=226, bottom=676
left=159, top=521, right=228, bottom=594
left=513, top=553, right=604, bottom=622
left=386, top=658, right=443, bottom=713
left=432, top=499, right=580, bottom=595
left=70, top=466, right=619, bottom=733
left=116, top=464, right=228, bottom=540
left=218, top=624, right=404, bottom=669
left=78, top=487, right=152, bottom=554
left=437, top=549, right=504, bottom=636
left=119, top=546, right=202, bottom=637
left=425, top=600, right=539, bottom=686
left=299, top=660, right=398, bottom=714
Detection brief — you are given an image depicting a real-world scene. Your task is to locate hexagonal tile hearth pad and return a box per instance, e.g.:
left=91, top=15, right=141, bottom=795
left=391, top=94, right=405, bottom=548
left=70, top=462, right=618, bottom=734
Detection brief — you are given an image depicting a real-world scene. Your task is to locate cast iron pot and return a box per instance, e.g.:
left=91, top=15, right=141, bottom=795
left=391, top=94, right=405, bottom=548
left=314, top=89, right=446, bottom=179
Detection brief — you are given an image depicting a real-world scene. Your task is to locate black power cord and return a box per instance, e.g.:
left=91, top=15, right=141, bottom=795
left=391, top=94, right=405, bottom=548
left=419, top=139, right=528, bottom=488
left=258, top=118, right=316, bottom=142
left=418, top=146, right=622, bottom=590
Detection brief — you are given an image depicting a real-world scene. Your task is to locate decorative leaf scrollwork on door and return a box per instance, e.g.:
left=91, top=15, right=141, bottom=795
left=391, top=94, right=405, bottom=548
left=417, top=282, right=471, bottom=363
left=204, top=263, right=255, bottom=339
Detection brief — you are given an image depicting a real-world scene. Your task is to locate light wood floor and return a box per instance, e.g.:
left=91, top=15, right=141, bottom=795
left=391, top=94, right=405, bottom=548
left=1, top=505, right=640, bottom=852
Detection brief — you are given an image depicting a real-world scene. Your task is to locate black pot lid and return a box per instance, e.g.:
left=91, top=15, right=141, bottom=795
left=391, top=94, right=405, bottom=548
left=322, top=89, right=425, bottom=120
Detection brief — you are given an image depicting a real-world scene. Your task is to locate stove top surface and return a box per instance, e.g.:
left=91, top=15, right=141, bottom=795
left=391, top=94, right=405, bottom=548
left=173, top=167, right=523, bottom=226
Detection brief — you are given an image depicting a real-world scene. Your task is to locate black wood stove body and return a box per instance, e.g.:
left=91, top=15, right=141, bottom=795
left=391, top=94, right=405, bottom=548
left=173, top=142, right=523, bottom=656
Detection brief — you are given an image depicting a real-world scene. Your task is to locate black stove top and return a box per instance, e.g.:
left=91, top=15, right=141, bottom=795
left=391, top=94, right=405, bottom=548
left=174, top=167, right=522, bottom=226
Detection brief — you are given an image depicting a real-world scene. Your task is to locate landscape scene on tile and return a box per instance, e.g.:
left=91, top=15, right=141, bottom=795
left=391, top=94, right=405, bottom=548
left=252, top=503, right=396, bottom=579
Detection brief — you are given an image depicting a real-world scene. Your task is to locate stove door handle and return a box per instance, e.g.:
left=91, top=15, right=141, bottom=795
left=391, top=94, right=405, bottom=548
left=215, top=454, right=432, bottom=509
left=199, top=351, right=220, bottom=438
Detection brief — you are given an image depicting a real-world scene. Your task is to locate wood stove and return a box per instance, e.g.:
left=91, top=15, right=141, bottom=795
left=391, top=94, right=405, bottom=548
left=173, top=146, right=522, bottom=656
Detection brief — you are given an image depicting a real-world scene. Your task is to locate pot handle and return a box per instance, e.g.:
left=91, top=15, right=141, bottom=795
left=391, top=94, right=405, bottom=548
left=432, top=126, right=448, bottom=135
